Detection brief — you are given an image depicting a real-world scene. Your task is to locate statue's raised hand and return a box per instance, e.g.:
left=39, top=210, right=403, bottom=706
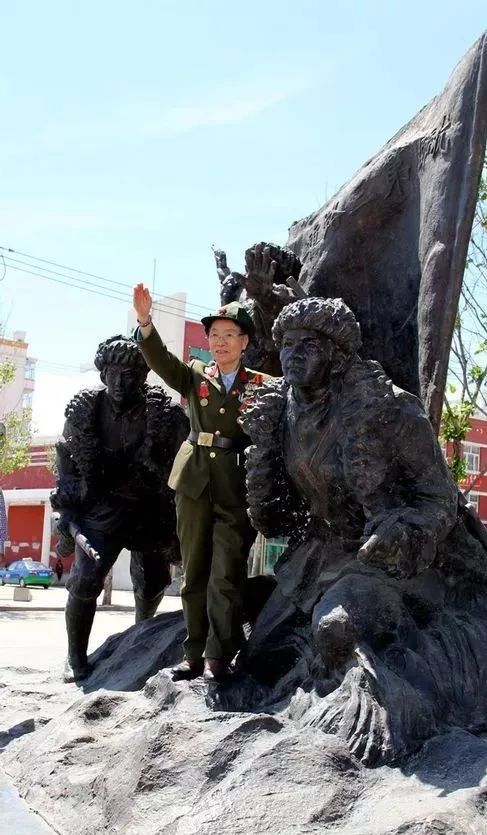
left=241, top=243, right=278, bottom=300
left=133, top=283, right=153, bottom=323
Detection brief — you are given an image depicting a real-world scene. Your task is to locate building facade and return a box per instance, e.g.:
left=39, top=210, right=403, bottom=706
left=0, top=330, right=36, bottom=422
left=444, top=414, right=487, bottom=524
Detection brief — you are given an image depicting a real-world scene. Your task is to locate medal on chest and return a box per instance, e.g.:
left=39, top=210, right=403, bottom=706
left=237, top=373, right=265, bottom=410
left=199, top=380, right=210, bottom=407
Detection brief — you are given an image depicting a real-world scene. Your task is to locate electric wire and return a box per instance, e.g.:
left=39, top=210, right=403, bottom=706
left=0, top=245, right=215, bottom=316
left=3, top=261, right=202, bottom=323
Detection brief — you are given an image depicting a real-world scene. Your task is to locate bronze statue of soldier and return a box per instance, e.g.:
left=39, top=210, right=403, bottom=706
left=239, top=297, right=487, bottom=764
left=52, top=335, right=189, bottom=683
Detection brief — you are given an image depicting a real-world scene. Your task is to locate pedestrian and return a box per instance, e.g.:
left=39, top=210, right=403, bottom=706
left=133, top=284, right=269, bottom=683
left=55, top=558, right=64, bottom=583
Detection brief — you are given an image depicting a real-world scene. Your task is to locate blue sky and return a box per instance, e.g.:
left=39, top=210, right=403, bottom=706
left=0, top=1, right=485, bottom=430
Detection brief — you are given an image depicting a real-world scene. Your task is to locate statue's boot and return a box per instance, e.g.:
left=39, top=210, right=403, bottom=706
left=134, top=591, right=164, bottom=623
left=63, top=595, right=96, bottom=683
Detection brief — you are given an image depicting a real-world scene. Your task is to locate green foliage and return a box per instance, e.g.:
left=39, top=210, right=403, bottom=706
left=443, top=155, right=487, bottom=485
left=0, top=358, right=32, bottom=476
left=45, top=443, right=57, bottom=475
left=450, top=454, right=469, bottom=485
left=469, top=364, right=486, bottom=384
left=441, top=401, right=474, bottom=443
left=0, top=409, right=31, bottom=475
left=0, top=360, right=15, bottom=388
left=440, top=401, right=475, bottom=484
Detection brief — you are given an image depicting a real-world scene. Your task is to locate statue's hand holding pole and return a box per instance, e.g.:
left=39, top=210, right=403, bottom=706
left=68, top=522, right=101, bottom=564
left=357, top=512, right=415, bottom=577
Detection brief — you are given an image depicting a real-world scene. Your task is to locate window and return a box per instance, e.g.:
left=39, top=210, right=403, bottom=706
left=463, top=442, right=480, bottom=474
left=189, top=346, right=212, bottom=364
left=21, top=391, right=33, bottom=410
left=249, top=534, right=288, bottom=575
left=264, top=537, right=288, bottom=573
left=24, top=361, right=35, bottom=381
left=468, top=492, right=479, bottom=512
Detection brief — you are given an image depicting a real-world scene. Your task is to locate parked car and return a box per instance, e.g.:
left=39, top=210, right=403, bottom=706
left=0, top=559, right=55, bottom=589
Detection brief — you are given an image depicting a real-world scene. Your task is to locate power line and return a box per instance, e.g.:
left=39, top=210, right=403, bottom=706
left=0, top=245, right=215, bottom=316
left=0, top=353, right=82, bottom=372
left=3, top=261, right=202, bottom=324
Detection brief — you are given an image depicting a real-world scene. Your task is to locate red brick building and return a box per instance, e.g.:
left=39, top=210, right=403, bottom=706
left=444, top=414, right=487, bottom=524
left=0, top=437, right=68, bottom=571
left=183, top=320, right=211, bottom=365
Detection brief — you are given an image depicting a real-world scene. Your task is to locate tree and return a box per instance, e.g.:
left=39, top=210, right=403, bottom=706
left=0, top=359, right=31, bottom=476
left=443, top=155, right=487, bottom=486
left=0, top=357, right=32, bottom=556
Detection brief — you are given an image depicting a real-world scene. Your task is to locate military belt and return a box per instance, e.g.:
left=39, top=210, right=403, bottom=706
left=187, top=431, right=242, bottom=450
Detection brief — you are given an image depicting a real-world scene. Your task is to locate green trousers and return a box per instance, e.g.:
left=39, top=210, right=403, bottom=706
left=175, top=488, right=255, bottom=661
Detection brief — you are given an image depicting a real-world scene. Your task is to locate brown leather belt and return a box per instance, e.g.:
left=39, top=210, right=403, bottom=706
left=188, top=431, right=242, bottom=450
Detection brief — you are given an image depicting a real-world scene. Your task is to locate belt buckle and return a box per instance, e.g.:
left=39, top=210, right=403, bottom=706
left=197, top=432, right=214, bottom=447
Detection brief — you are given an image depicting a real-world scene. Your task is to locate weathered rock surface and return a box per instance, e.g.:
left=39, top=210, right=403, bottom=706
left=1, top=614, right=486, bottom=835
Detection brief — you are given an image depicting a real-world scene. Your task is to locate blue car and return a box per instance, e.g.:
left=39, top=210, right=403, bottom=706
left=0, top=559, right=54, bottom=589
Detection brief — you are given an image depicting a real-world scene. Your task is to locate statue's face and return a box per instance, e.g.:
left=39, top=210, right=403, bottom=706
left=103, top=364, right=146, bottom=405
left=280, top=328, right=334, bottom=389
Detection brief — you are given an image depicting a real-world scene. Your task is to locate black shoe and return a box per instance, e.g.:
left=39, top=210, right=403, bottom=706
left=171, top=658, right=204, bottom=681
left=203, top=658, right=233, bottom=684
left=63, top=656, right=91, bottom=683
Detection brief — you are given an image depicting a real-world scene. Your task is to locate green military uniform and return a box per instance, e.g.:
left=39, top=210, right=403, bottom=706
left=137, top=306, right=269, bottom=661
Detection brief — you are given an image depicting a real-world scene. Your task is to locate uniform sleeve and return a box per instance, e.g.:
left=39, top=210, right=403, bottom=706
left=135, top=325, right=193, bottom=397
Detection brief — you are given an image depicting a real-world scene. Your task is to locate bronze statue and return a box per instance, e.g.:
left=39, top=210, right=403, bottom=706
left=238, top=298, right=487, bottom=764
left=216, top=35, right=487, bottom=433
left=213, top=242, right=299, bottom=376
left=51, top=335, right=189, bottom=682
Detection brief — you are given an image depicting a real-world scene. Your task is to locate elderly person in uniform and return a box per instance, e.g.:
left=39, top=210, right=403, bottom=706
left=133, top=284, right=269, bottom=683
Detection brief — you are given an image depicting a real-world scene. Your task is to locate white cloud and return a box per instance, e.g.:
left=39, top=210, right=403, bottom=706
left=32, top=370, right=101, bottom=437
left=40, top=76, right=309, bottom=146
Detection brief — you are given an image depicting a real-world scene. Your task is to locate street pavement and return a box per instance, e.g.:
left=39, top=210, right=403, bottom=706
left=0, top=584, right=182, bottom=669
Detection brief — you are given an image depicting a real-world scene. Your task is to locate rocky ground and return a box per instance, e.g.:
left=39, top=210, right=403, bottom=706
left=1, top=608, right=486, bottom=835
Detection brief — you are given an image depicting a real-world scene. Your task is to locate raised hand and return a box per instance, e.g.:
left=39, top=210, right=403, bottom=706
left=133, top=283, right=153, bottom=323
left=242, top=243, right=278, bottom=299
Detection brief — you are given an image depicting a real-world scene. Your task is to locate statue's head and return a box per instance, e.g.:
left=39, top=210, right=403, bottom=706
left=94, top=335, right=149, bottom=405
left=273, top=298, right=361, bottom=390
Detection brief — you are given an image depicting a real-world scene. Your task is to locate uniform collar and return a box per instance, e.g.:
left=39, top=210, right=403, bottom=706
left=203, top=361, right=250, bottom=396
left=203, top=362, right=222, bottom=392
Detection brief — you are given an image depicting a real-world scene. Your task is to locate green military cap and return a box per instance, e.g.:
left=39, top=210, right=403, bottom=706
left=201, top=301, right=255, bottom=336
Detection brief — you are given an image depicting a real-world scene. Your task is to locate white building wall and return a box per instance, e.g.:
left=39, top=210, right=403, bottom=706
left=0, top=331, right=36, bottom=421
left=111, top=548, right=133, bottom=591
